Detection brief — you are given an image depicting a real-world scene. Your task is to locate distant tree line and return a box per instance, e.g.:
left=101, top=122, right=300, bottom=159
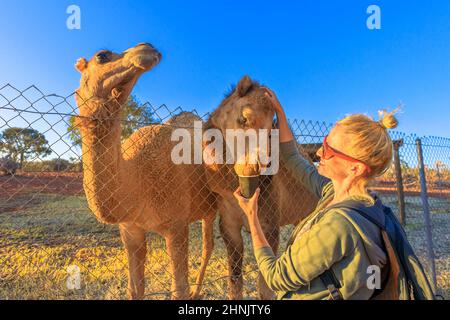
left=1, top=95, right=158, bottom=175
left=0, top=127, right=52, bottom=168
left=67, top=95, right=158, bottom=148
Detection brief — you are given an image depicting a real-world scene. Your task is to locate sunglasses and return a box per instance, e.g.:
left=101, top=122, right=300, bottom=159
left=321, top=135, right=371, bottom=174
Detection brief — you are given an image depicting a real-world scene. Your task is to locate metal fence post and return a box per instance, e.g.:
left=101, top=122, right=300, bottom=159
left=415, top=137, right=437, bottom=293
left=393, top=139, right=406, bottom=225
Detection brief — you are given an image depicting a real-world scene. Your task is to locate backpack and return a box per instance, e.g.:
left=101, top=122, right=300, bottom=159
left=319, top=197, right=436, bottom=300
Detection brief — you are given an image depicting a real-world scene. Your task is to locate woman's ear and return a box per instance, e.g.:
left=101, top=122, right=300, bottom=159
left=350, top=163, right=366, bottom=177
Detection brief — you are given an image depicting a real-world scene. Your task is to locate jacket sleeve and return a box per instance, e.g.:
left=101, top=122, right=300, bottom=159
left=280, top=140, right=330, bottom=198
left=254, top=211, right=359, bottom=292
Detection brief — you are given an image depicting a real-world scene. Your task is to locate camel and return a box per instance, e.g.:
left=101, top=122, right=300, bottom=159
left=203, top=116, right=319, bottom=299
left=73, top=42, right=279, bottom=299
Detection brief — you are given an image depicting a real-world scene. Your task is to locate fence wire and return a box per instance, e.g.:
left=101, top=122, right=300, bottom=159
left=0, top=84, right=448, bottom=300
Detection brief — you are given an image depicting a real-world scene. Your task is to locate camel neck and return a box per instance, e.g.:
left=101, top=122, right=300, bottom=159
left=78, top=100, right=134, bottom=224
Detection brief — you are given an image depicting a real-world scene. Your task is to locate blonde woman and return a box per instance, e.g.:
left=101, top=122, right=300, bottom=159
left=234, top=88, right=399, bottom=300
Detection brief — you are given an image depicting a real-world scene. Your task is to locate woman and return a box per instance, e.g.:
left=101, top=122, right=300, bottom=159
left=234, top=88, right=399, bottom=300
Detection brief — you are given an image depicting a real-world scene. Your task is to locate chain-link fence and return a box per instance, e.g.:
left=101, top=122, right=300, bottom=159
left=0, top=84, right=448, bottom=299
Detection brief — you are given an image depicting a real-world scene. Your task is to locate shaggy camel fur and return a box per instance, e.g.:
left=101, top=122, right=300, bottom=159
left=74, top=42, right=279, bottom=299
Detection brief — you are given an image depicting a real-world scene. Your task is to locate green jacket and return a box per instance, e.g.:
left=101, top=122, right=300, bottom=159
left=254, top=140, right=387, bottom=300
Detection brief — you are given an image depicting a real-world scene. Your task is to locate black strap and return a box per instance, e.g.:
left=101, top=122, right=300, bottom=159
left=317, top=199, right=388, bottom=300
left=327, top=198, right=386, bottom=230
left=319, top=269, right=343, bottom=300
left=346, top=207, right=385, bottom=229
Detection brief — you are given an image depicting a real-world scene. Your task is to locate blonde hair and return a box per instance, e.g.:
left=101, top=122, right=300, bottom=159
left=336, top=109, right=400, bottom=189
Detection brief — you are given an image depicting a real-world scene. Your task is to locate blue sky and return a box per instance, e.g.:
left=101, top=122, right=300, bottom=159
left=0, top=0, right=449, bottom=140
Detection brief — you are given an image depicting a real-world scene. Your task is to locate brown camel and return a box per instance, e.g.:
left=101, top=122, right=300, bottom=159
left=204, top=117, right=319, bottom=299
left=73, top=42, right=278, bottom=299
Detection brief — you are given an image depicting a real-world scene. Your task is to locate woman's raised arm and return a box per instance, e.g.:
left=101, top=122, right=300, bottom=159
left=263, top=88, right=330, bottom=198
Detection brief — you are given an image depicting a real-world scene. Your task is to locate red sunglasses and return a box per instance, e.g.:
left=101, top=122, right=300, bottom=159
left=321, top=136, right=371, bottom=173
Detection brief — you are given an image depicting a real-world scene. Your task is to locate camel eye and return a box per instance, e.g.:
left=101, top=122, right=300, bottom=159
left=96, top=51, right=111, bottom=64
left=238, top=115, right=248, bottom=126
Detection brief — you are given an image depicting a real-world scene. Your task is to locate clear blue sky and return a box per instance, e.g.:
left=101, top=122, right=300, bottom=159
left=0, top=0, right=449, bottom=138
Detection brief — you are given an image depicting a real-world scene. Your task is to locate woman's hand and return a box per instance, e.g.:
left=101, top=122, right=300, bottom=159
left=262, top=87, right=284, bottom=115
left=233, top=187, right=270, bottom=249
left=262, top=87, right=294, bottom=143
left=233, top=187, right=261, bottom=221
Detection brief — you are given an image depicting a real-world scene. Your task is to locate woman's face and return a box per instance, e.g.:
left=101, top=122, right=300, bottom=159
left=316, top=125, right=365, bottom=182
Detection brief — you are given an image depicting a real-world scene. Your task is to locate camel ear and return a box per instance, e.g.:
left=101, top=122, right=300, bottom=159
left=237, top=75, right=253, bottom=97
left=75, top=58, right=88, bottom=73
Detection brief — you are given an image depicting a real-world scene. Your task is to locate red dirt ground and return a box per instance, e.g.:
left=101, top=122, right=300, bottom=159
left=1, top=172, right=447, bottom=214
left=0, top=172, right=84, bottom=213
left=372, top=180, right=450, bottom=198
left=0, top=172, right=83, bottom=196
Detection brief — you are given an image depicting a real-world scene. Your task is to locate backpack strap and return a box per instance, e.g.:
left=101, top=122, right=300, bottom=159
left=317, top=198, right=387, bottom=300
left=333, top=198, right=386, bottom=230
left=319, top=269, right=343, bottom=300
left=306, top=195, right=434, bottom=300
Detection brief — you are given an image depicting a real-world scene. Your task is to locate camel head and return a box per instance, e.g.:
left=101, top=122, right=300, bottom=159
left=205, top=76, right=275, bottom=173
left=210, top=76, right=275, bottom=132
left=75, top=43, right=162, bottom=106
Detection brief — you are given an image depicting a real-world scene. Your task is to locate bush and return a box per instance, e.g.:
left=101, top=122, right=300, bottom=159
left=52, top=159, right=70, bottom=172
left=21, top=159, right=83, bottom=173
left=0, top=157, right=19, bottom=175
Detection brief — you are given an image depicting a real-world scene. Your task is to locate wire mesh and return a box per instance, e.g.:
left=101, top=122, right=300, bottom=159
left=0, top=84, right=448, bottom=299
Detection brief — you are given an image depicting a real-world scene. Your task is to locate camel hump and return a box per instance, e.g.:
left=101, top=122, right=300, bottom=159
left=165, top=112, right=203, bottom=128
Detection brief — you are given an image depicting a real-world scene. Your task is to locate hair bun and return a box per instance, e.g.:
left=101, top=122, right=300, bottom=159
left=378, top=109, right=399, bottom=129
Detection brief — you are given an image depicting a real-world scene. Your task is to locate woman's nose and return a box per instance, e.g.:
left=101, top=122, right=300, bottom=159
left=316, top=146, right=323, bottom=159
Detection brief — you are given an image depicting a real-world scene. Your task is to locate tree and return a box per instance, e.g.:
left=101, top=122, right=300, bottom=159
left=0, top=128, right=52, bottom=168
left=67, top=95, right=159, bottom=148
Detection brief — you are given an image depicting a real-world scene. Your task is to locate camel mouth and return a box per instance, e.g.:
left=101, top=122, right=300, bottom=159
left=136, top=54, right=162, bottom=70
left=128, top=44, right=162, bottom=71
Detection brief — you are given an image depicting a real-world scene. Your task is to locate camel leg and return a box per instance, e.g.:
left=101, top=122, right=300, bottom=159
left=190, top=213, right=216, bottom=300
left=166, top=226, right=190, bottom=300
left=119, top=223, right=147, bottom=300
left=256, top=181, right=280, bottom=300
left=219, top=214, right=244, bottom=300
left=257, top=225, right=279, bottom=300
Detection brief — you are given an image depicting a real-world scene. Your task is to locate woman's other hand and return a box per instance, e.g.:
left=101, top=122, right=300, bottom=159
left=233, top=187, right=261, bottom=221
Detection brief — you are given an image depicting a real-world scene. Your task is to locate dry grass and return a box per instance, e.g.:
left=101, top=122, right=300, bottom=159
left=0, top=193, right=264, bottom=300
left=0, top=184, right=448, bottom=299
left=381, top=195, right=450, bottom=299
